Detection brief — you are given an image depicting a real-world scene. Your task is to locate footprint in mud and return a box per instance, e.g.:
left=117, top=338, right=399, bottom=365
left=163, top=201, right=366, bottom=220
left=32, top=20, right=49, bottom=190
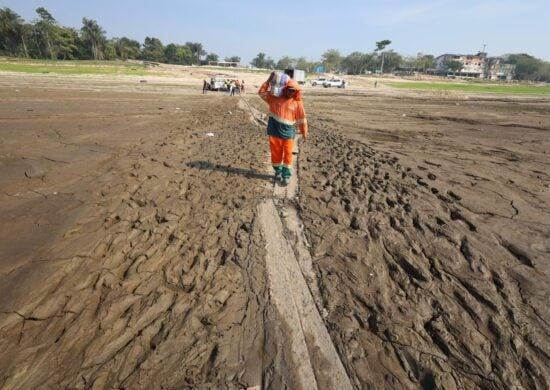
left=450, top=209, right=476, bottom=232
left=424, top=160, right=442, bottom=168
left=437, top=193, right=453, bottom=203
left=448, top=191, right=462, bottom=201
left=435, top=217, right=446, bottom=226
left=500, top=241, right=535, bottom=268
left=417, top=178, right=428, bottom=187
left=385, top=197, right=397, bottom=208
left=412, top=215, right=424, bottom=232
left=459, top=237, right=475, bottom=264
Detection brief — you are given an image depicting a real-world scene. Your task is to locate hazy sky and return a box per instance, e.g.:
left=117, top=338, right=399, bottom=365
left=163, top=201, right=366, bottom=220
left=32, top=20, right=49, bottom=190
left=3, top=0, right=549, bottom=62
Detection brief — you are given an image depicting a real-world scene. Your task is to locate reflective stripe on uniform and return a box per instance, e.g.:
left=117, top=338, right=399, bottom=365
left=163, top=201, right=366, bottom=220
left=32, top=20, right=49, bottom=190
left=269, top=112, right=296, bottom=126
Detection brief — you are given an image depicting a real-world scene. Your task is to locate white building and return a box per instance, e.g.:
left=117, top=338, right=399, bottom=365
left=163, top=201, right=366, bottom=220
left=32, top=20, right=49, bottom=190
left=436, top=52, right=515, bottom=80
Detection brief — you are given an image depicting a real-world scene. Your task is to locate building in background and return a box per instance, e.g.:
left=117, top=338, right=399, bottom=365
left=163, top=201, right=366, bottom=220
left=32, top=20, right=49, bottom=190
left=207, top=61, right=240, bottom=68
left=436, top=52, right=515, bottom=80
left=484, top=57, right=516, bottom=80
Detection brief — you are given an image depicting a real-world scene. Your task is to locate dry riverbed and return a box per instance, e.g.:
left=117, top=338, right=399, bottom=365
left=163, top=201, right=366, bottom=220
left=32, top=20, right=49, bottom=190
left=0, top=72, right=549, bottom=389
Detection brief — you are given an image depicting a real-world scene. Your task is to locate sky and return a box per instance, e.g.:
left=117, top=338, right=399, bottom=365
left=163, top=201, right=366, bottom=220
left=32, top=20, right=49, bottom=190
left=3, top=0, right=549, bottom=63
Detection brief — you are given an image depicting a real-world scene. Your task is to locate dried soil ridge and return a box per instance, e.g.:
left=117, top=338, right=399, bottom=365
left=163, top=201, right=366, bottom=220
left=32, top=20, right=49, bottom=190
left=258, top=141, right=353, bottom=389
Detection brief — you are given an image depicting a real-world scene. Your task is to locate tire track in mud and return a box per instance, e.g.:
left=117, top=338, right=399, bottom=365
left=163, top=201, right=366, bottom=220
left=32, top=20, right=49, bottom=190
left=297, top=125, right=550, bottom=389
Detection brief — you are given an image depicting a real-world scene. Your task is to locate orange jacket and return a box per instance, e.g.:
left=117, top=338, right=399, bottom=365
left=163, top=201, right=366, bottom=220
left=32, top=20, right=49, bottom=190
left=258, top=80, right=308, bottom=138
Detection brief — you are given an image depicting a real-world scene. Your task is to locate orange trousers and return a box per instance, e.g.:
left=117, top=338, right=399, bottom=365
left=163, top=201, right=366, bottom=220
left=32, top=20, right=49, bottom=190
left=269, top=136, right=294, bottom=169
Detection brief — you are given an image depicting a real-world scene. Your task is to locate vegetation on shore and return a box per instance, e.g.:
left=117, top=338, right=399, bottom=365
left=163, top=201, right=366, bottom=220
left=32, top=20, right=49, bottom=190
left=0, top=59, right=150, bottom=76
left=387, top=81, right=550, bottom=95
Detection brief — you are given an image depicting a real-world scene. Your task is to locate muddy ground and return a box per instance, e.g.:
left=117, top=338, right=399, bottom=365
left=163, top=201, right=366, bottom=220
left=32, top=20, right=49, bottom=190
left=0, top=72, right=549, bottom=389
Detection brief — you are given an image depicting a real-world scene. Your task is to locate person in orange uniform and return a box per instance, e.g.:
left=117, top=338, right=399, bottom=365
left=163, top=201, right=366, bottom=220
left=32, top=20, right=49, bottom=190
left=258, top=74, right=308, bottom=185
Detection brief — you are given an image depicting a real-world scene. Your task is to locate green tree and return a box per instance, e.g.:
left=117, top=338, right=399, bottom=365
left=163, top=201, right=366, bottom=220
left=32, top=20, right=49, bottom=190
left=177, top=45, right=194, bottom=64
left=444, top=59, right=463, bottom=75
left=380, top=50, right=402, bottom=73
left=251, top=52, right=275, bottom=68
left=80, top=17, right=106, bottom=60
left=0, top=7, right=27, bottom=56
left=534, top=62, right=550, bottom=82
left=205, top=52, right=219, bottom=63
left=265, top=57, right=275, bottom=69
left=103, top=42, right=117, bottom=60
left=19, top=22, right=32, bottom=57
left=27, top=23, right=44, bottom=57
left=185, top=41, right=205, bottom=64
left=34, top=7, right=59, bottom=59
left=141, top=37, right=165, bottom=62
left=251, top=52, right=266, bottom=67
left=112, top=37, right=140, bottom=60
left=414, top=53, right=436, bottom=71
left=321, top=49, right=342, bottom=72
left=177, top=45, right=195, bottom=65
left=295, top=57, right=313, bottom=72
left=31, top=9, right=76, bottom=60
left=539, top=63, right=550, bottom=82
left=504, top=53, right=547, bottom=81
left=374, top=39, right=392, bottom=73
left=276, top=56, right=295, bottom=70
left=341, top=51, right=376, bottom=75
left=164, top=43, right=179, bottom=63
left=341, top=52, right=363, bottom=74
left=55, top=27, right=79, bottom=59
left=224, top=55, right=241, bottom=63
left=20, top=15, right=78, bottom=60
left=164, top=44, right=193, bottom=64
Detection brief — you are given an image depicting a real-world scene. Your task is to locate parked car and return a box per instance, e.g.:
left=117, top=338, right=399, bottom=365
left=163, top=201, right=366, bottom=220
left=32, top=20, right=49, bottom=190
left=310, top=78, right=327, bottom=86
left=323, top=79, right=343, bottom=88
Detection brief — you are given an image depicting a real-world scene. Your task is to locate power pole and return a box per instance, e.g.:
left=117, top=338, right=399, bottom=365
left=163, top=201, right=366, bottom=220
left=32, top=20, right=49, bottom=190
left=480, top=44, right=488, bottom=79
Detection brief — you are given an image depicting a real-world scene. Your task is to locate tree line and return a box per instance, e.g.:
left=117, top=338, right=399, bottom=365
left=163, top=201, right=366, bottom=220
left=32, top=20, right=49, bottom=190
left=1, top=7, right=549, bottom=81
left=249, top=41, right=429, bottom=76
left=252, top=46, right=550, bottom=82
left=0, top=7, right=228, bottom=65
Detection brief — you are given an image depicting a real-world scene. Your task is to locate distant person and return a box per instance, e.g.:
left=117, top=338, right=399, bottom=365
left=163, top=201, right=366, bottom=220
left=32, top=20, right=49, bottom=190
left=229, top=80, right=235, bottom=96
left=258, top=72, right=308, bottom=185
left=235, top=79, right=241, bottom=95
left=374, top=81, right=378, bottom=88
left=202, top=79, right=208, bottom=94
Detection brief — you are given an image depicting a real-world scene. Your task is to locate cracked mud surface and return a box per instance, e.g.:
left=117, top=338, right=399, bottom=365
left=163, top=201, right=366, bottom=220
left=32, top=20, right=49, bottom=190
left=1, top=73, right=549, bottom=389
left=300, top=90, right=550, bottom=388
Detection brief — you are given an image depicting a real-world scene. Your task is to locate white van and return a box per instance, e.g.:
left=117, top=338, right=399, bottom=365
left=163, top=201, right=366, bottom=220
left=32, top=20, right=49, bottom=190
left=210, top=75, right=228, bottom=91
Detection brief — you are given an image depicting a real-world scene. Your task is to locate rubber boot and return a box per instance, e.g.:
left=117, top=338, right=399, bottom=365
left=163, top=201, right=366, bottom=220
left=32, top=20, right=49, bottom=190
left=281, top=166, right=291, bottom=186
left=274, top=166, right=283, bottom=181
